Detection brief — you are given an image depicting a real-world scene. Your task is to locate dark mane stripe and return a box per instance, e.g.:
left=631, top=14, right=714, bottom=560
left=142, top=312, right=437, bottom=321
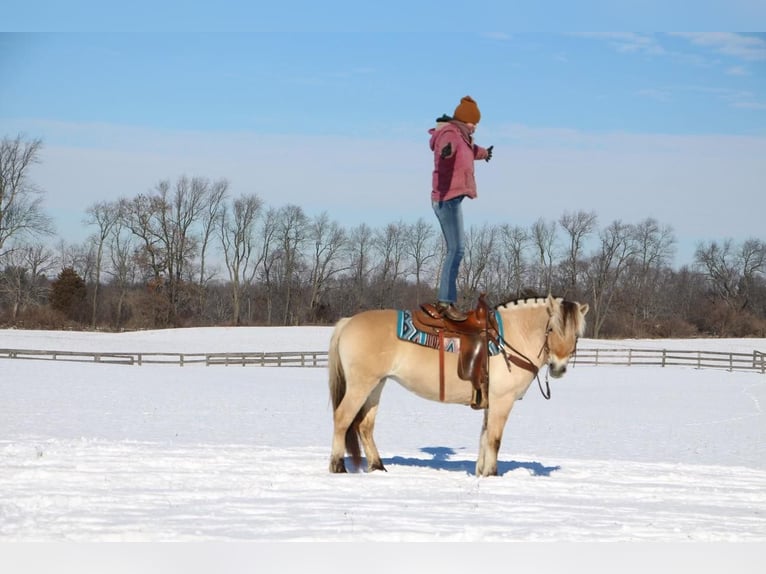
left=494, top=295, right=564, bottom=310
left=495, top=296, right=583, bottom=335
left=561, top=300, right=578, bottom=330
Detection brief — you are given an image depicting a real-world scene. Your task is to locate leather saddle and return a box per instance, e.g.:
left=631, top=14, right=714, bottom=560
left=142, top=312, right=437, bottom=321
left=413, top=293, right=500, bottom=409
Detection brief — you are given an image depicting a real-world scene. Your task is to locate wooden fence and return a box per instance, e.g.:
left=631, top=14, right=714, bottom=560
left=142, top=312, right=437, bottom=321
left=572, top=348, right=765, bottom=373
left=0, top=349, right=327, bottom=368
left=0, top=347, right=764, bottom=373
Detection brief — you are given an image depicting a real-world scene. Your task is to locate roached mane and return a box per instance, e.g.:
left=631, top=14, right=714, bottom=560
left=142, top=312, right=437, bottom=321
left=494, top=296, right=562, bottom=310
left=495, top=295, right=586, bottom=337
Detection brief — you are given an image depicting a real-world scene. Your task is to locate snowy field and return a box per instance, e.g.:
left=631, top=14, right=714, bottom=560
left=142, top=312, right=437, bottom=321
left=1, top=327, right=765, bottom=570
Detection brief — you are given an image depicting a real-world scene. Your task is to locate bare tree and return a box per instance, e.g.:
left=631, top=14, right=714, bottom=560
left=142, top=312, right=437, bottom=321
left=306, top=212, right=348, bottom=322
left=584, top=220, right=638, bottom=337
left=346, top=223, right=374, bottom=312
left=119, top=194, right=165, bottom=283
left=373, top=221, right=409, bottom=308
left=460, top=223, right=497, bottom=304
left=84, top=200, right=121, bottom=328
left=105, top=218, right=138, bottom=330
left=0, top=242, right=55, bottom=320
left=695, top=238, right=766, bottom=310
left=162, top=176, right=209, bottom=316
left=118, top=176, right=217, bottom=324
left=53, top=239, right=94, bottom=281
left=256, top=207, right=280, bottom=324
left=626, top=218, right=675, bottom=332
left=496, top=223, right=529, bottom=299
left=737, top=238, right=766, bottom=310
left=404, top=217, right=438, bottom=305
left=219, top=194, right=263, bottom=325
left=275, top=204, right=308, bottom=325
left=197, top=178, right=228, bottom=301
left=530, top=217, right=557, bottom=294
left=559, top=210, right=597, bottom=298
left=0, top=135, right=53, bottom=257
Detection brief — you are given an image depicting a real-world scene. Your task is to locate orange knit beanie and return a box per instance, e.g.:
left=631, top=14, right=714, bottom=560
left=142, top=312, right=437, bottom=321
left=453, top=95, right=481, bottom=124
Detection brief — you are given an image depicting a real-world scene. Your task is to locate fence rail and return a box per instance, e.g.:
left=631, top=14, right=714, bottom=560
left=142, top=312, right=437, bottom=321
left=0, top=348, right=328, bottom=368
left=573, top=348, right=765, bottom=373
left=0, top=347, right=764, bottom=373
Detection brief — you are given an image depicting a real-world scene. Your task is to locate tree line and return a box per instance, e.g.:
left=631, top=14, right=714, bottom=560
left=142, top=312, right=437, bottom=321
left=2, top=134, right=765, bottom=338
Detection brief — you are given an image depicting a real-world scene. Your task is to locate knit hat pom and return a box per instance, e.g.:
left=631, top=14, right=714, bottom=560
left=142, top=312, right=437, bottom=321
left=453, top=95, right=481, bottom=124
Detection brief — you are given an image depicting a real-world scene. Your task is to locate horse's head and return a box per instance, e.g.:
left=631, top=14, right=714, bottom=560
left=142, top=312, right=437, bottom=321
left=544, top=294, right=589, bottom=378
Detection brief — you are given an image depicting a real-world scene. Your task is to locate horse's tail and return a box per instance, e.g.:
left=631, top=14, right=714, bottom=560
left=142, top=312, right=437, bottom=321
left=328, top=317, right=362, bottom=466
left=328, top=317, right=349, bottom=410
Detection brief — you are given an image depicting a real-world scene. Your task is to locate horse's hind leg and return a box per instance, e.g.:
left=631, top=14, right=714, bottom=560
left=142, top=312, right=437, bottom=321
left=357, top=381, right=387, bottom=472
left=330, top=396, right=362, bottom=473
left=330, top=376, right=381, bottom=473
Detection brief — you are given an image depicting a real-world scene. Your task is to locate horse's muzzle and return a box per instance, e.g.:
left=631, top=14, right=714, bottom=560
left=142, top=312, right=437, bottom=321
left=549, top=362, right=567, bottom=378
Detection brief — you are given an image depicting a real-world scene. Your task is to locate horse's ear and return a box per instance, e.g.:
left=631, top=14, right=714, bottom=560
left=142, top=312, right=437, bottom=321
left=579, top=303, right=589, bottom=317
left=545, top=294, right=556, bottom=316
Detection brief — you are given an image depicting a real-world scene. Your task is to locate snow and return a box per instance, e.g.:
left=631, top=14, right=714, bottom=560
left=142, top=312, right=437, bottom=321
left=0, top=327, right=764, bottom=570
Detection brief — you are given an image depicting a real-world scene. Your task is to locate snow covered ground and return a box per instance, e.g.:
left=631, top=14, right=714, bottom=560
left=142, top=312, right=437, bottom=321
left=0, top=327, right=764, bottom=570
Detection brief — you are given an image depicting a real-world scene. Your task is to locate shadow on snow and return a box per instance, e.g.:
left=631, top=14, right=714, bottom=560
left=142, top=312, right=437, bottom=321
left=359, top=446, right=561, bottom=477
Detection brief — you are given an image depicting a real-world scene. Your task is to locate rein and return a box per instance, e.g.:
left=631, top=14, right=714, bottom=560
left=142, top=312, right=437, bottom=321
left=496, top=322, right=553, bottom=400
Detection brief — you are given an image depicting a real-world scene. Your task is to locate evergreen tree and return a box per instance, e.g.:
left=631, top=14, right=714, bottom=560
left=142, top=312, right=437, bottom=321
left=49, top=267, right=86, bottom=321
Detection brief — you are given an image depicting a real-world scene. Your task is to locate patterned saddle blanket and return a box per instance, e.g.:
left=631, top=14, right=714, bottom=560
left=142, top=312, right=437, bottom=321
left=396, top=309, right=504, bottom=355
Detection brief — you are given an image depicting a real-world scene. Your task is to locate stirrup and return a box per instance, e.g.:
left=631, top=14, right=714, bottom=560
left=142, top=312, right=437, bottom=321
left=436, top=302, right=467, bottom=322
left=470, top=383, right=489, bottom=410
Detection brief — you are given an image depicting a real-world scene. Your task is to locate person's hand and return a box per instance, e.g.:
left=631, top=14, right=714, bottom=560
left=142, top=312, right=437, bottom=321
left=440, top=143, right=452, bottom=159
left=485, top=145, right=493, bottom=162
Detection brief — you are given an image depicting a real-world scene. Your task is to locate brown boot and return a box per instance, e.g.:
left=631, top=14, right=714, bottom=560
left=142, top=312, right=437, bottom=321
left=471, top=381, right=489, bottom=410
left=436, top=301, right=467, bottom=322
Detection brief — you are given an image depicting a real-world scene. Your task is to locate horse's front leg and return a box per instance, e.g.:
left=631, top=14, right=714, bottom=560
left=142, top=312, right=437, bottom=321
left=475, top=398, right=514, bottom=477
left=476, top=410, right=491, bottom=476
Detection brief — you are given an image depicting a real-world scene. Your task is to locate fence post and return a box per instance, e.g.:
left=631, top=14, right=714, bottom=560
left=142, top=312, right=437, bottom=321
left=662, top=349, right=666, bottom=367
left=756, top=351, right=766, bottom=374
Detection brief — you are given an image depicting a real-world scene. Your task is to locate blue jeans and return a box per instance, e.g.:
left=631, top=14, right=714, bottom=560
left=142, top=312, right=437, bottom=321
left=432, top=196, right=465, bottom=304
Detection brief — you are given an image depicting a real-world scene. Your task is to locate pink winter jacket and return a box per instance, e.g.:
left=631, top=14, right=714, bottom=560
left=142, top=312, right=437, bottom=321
left=429, top=120, right=489, bottom=202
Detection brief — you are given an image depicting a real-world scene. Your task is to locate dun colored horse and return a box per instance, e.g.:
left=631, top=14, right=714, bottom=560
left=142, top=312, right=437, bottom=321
left=328, top=295, right=589, bottom=477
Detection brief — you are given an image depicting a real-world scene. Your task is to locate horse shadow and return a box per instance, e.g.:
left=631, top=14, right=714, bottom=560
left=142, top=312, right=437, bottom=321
left=378, top=446, right=561, bottom=477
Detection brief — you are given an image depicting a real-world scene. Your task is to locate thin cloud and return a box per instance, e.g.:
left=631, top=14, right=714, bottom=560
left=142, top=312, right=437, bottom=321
left=637, top=88, right=672, bottom=102
left=481, top=32, right=511, bottom=41
left=672, top=32, right=766, bottom=61
left=733, top=100, right=766, bottom=110
left=577, top=33, right=665, bottom=56
left=726, top=65, right=749, bottom=76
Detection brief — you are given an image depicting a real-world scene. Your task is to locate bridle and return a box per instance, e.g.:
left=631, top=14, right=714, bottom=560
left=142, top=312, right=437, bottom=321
left=496, top=318, right=578, bottom=401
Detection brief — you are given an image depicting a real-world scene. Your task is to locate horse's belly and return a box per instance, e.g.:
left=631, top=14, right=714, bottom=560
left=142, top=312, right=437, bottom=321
left=391, top=349, right=533, bottom=405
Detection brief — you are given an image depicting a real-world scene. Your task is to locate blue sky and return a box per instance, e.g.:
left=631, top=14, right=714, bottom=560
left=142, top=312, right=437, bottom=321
left=1, top=26, right=765, bottom=267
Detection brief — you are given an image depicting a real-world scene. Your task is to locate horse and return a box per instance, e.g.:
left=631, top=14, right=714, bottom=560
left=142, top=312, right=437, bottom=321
left=328, top=294, right=589, bottom=477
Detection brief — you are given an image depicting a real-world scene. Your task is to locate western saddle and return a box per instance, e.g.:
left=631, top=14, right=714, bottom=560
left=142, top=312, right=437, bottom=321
left=414, top=293, right=500, bottom=409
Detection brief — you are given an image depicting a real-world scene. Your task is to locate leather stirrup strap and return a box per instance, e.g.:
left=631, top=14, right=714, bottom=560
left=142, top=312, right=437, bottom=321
left=438, top=330, right=445, bottom=401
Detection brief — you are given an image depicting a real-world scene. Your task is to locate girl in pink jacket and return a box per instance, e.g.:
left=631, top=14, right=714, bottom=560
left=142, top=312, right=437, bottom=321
left=429, top=95, right=493, bottom=321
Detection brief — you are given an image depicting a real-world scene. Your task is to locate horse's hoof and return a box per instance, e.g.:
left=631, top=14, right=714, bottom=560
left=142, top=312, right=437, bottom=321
left=329, top=458, right=347, bottom=473
left=368, top=460, right=387, bottom=472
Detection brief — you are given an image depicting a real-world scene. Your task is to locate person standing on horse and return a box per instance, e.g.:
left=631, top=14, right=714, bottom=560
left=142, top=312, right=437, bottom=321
left=429, top=95, right=493, bottom=321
